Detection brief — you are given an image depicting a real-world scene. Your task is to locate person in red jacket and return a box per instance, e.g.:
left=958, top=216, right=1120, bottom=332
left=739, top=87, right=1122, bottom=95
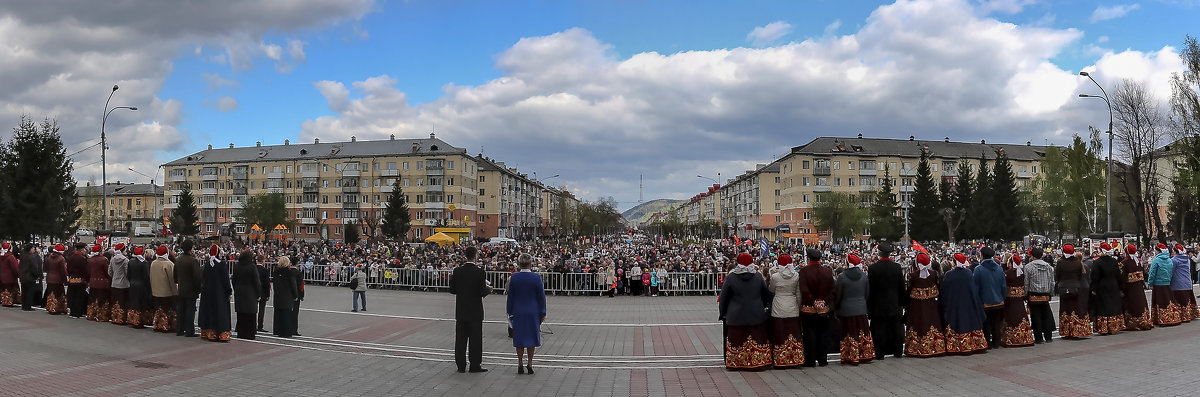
left=0, top=243, right=19, bottom=307
left=43, top=244, right=68, bottom=314
left=86, top=244, right=112, bottom=322
left=66, top=243, right=90, bottom=318
left=798, top=249, right=834, bottom=367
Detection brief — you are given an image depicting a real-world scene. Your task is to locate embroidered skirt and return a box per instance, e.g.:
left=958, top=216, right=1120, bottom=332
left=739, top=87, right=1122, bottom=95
left=838, top=315, right=875, bottom=365
left=770, top=316, right=804, bottom=367
left=1122, top=282, right=1152, bottom=331
left=86, top=288, right=111, bottom=322
left=44, top=283, right=67, bottom=314
left=904, top=295, right=945, bottom=357
left=110, top=288, right=128, bottom=325
left=1058, top=293, right=1092, bottom=339
left=0, top=283, right=17, bottom=307
left=944, top=325, right=988, bottom=356
left=1001, top=295, right=1033, bottom=347
left=153, top=297, right=178, bottom=333
left=1150, top=286, right=1181, bottom=326
left=1172, top=289, right=1199, bottom=322
left=724, top=323, right=772, bottom=370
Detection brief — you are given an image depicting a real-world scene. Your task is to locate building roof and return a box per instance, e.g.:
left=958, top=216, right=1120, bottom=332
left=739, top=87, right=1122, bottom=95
left=163, top=134, right=467, bottom=167
left=790, top=136, right=1050, bottom=161
left=75, top=183, right=164, bottom=197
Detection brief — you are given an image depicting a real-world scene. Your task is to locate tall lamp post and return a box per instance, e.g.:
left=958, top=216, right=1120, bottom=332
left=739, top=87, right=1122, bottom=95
left=102, top=84, right=138, bottom=232
left=697, top=173, right=722, bottom=237
left=128, top=167, right=162, bottom=236
left=1079, top=71, right=1113, bottom=234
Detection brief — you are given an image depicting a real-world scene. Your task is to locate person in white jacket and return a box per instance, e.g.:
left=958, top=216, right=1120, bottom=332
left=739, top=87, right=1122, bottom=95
left=351, top=264, right=367, bottom=312
left=768, top=254, right=804, bottom=367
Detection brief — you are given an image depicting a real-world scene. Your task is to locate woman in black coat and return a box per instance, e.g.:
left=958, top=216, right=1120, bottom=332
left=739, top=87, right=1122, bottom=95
left=231, top=250, right=262, bottom=340
left=272, top=257, right=299, bottom=337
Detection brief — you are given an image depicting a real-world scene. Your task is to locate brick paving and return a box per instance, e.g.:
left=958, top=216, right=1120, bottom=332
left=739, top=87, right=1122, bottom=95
left=1, top=285, right=1198, bottom=396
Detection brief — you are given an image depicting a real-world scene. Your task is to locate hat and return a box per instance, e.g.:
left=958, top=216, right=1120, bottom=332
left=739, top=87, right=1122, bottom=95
left=877, top=244, right=894, bottom=256
left=1125, top=244, right=1137, bottom=255
left=133, top=246, right=144, bottom=256
left=91, top=244, right=102, bottom=253
left=209, top=245, right=219, bottom=256
left=1157, top=243, right=1168, bottom=252
left=1099, top=242, right=1112, bottom=254
left=1063, top=244, right=1075, bottom=255
left=1, top=243, right=9, bottom=251
left=1011, top=255, right=1022, bottom=266
left=980, top=246, right=995, bottom=259
left=114, top=243, right=125, bottom=251
left=847, top=254, right=861, bottom=266
left=54, top=244, right=65, bottom=253
left=736, top=253, right=753, bottom=266
left=777, top=254, right=792, bottom=266
left=805, top=249, right=822, bottom=262
left=1031, top=247, right=1044, bottom=259
left=954, top=253, right=969, bottom=265
left=155, top=246, right=169, bottom=257
left=916, top=253, right=931, bottom=265
left=1175, top=244, right=1185, bottom=253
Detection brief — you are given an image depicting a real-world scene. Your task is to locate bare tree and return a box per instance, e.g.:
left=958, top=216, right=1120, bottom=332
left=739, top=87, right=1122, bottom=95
left=1112, top=78, right=1167, bottom=245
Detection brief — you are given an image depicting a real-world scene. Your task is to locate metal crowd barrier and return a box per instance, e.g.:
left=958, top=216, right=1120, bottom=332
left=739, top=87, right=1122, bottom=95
left=296, top=264, right=723, bottom=295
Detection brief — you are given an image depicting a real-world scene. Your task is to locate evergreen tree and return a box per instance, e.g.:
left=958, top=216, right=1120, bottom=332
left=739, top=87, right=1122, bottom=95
left=0, top=117, right=79, bottom=242
left=954, top=161, right=974, bottom=212
left=344, top=221, right=360, bottom=246
left=870, top=166, right=902, bottom=241
left=968, top=155, right=992, bottom=239
left=909, top=150, right=941, bottom=241
left=171, top=186, right=200, bottom=236
left=991, top=151, right=1024, bottom=240
left=380, top=180, right=412, bottom=241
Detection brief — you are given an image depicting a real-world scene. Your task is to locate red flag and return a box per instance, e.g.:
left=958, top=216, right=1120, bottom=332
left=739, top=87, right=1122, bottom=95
left=912, top=241, right=928, bottom=254
left=733, top=235, right=740, bottom=245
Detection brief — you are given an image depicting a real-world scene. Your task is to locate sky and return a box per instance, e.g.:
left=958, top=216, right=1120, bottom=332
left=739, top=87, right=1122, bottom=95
left=0, top=0, right=1196, bottom=211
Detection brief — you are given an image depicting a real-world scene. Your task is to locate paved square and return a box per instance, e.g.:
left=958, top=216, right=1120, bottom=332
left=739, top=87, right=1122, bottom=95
left=2, top=285, right=1198, bottom=396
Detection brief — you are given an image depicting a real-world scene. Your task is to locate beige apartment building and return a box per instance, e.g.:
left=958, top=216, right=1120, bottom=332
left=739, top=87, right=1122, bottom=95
left=679, top=184, right=722, bottom=226
left=774, top=136, right=1049, bottom=240
left=474, top=155, right=544, bottom=240
left=540, top=186, right=579, bottom=237
left=76, top=182, right=165, bottom=233
left=722, top=162, right=783, bottom=240
left=161, top=134, right=480, bottom=242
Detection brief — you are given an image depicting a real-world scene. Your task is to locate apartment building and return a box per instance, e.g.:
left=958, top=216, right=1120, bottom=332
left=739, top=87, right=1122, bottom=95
left=775, top=136, right=1049, bottom=240
left=161, top=134, right=479, bottom=242
left=540, top=186, right=580, bottom=237
left=474, top=155, right=544, bottom=240
left=679, top=184, right=722, bottom=226
left=722, top=162, right=784, bottom=240
left=76, top=182, right=165, bottom=233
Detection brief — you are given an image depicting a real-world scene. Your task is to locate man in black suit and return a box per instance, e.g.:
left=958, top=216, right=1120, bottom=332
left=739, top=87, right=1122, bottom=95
left=449, top=246, right=489, bottom=373
left=867, top=243, right=907, bottom=359
left=174, top=239, right=202, bottom=337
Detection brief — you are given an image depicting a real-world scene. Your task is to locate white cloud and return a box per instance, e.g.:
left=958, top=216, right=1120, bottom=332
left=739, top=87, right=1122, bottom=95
left=746, top=21, right=793, bottom=47
left=1098, top=35, right=1110, bottom=43
left=1090, top=4, right=1140, bottom=23
left=215, top=96, right=238, bottom=112
left=297, top=0, right=1183, bottom=205
left=978, top=0, right=1036, bottom=14
left=288, top=39, right=307, bottom=63
left=823, top=20, right=842, bottom=37
left=0, top=0, right=374, bottom=184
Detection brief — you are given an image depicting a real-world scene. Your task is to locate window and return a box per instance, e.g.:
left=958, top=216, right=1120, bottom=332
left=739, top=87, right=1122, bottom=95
left=416, top=195, right=424, bottom=203
left=932, top=164, right=938, bottom=172
left=478, top=188, right=485, bottom=196
left=848, top=162, right=855, bottom=170
left=775, top=177, right=780, bottom=183
left=286, top=165, right=292, bottom=173
left=417, top=162, right=423, bottom=170
left=774, top=189, right=780, bottom=196
left=448, top=161, right=454, bottom=170
left=816, top=177, right=828, bottom=186
left=250, top=181, right=256, bottom=189
left=322, top=179, right=329, bottom=188
left=479, top=175, right=486, bottom=182
left=403, top=162, right=409, bottom=170
left=335, top=195, right=341, bottom=203
left=374, top=178, right=381, bottom=187
left=387, top=162, right=396, bottom=170
left=1019, top=165, right=1028, bottom=172
left=417, top=178, right=424, bottom=186
left=447, top=177, right=454, bottom=186
left=323, top=164, right=329, bottom=172
left=447, top=195, right=454, bottom=204
left=802, top=194, right=810, bottom=203
left=403, top=178, right=410, bottom=187
left=776, top=215, right=781, bottom=222
left=834, top=178, right=840, bottom=187
left=322, top=195, right=328, bottom=204
left=848, top=178, right=855, bottom=186
left=480, top=202, right=485, bottom=209
left=322, top=211, right=327, bottom=219
left=802, top=177, right=810, bottom=186
left=802, top=161, right=810, bottom=169
left=902, top=162, right=912, bottom=170
left=803, top=211, right=811, bottom=220
left=833, top=161, right=840, bottom=170
left=272, top=166, right=281, bottom=173
left=1032, top=165, right=1038, bottom=173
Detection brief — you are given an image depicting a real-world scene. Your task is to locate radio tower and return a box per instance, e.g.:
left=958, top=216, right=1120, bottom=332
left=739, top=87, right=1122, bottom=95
left=639, top=174, right=643, bottom=203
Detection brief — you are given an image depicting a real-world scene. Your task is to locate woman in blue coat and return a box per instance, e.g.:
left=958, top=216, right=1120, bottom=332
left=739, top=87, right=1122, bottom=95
left=507, top=253, right=546, bottom=375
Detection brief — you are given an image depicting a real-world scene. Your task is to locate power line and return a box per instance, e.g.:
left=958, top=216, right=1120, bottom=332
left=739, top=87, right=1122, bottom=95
left=67, top=141, right=103, bottom=158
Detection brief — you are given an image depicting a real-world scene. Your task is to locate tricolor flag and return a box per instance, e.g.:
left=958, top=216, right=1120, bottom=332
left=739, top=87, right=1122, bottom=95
left=912, top=241, right=928, bottom=254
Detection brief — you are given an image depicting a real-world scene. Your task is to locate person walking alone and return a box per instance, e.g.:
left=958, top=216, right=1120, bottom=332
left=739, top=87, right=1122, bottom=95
left=507, top=254, right=546, bottom=375
left=351, top=264, right=367, bottom=312
left=449, top=246, right=489, bottom=373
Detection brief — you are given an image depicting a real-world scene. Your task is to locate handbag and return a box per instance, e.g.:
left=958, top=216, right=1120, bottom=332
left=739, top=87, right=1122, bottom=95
left=349, top=277, right=359, bottom=290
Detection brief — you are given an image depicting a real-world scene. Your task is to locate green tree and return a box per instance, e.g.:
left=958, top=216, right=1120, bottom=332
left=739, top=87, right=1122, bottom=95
left=0, top=116, right=79, bottom=242
left=1062, top=133, right=1106, bottom=239
left=240, top=193, right=291, bottom=231
left=990, top=151, right=1025, bottom=240
left=344, top=221, right=360, bottom=245
left=812, top=192, right=868, bottom=242
left=967, top=155, right=993, bottom=239
left=1168, top=35, right=1200, bottom=240
left=170, top=186, right=200, bottom=236
left=1036, top=145, right=1069, bottom=240
left=870, top=166, right=902, bottom=241
left=380, top=180, right=412, bottom=241
left=908, top=150, right=941, bottom=241
left=941, top=161, right=974, bottom=242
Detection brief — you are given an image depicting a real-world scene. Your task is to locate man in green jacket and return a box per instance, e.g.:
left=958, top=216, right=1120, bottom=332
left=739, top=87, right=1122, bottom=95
left=174, top=239, right=202, bottom=337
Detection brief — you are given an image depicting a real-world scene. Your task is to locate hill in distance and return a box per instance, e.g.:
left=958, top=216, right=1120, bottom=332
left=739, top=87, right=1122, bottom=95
left=622, top=199, right=684, bottom=226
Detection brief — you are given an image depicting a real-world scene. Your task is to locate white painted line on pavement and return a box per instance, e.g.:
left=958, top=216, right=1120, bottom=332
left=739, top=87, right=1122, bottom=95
left=283, top=305, right=724, bottom=327
left=289, top=335, right=723, bottom=359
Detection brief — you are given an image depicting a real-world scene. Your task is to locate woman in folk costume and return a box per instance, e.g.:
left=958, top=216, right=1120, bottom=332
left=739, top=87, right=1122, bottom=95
left=767, top=254, right=804, bottom=367
left=905, top=252, right=945, bottom=357
left=1119, top=245, right=1152, bottom=331
left=0, top=243, right=19, bottom=307
left=834, top=254, right=875, bottom=365
left=86, top=244, right=111, bottom=322
left=940, top=253, right=989, bottom=355
left=1170, top=244, right=1199, bottom=322
left=1000, top=254, right=1033, bottom=347
left=718, top=253, right=773, bottom=370
left=42, top=244, right=69, bottom=314
left=125, top=246, right=154, bottom=328
left=1090, top=243, right=1125, bottom=335
left=149, top=245, right=179, bottom=333
left=1055, top=244, right=1092, bottom=338
left=108, top=244, right=130, bottom=325
left=198, top=245, right=233, bottom=342
left=1147, top=243, right=1181, bottom=326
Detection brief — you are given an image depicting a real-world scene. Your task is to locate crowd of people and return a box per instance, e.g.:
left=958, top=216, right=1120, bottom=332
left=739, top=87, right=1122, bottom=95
left=717, top=241, right=1200, bottom=370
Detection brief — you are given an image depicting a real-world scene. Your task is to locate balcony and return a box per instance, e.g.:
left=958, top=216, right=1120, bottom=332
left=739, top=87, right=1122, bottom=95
left=200, top=188, right=217, bottom=196
left=266, top=187, right=284, bottom=194
left=380, top=185, right=394, bottom=193
left=302, top=186, right=319, bottom=194
left=302, top=201, right=318, bottom=209
left=301, top=218, right=317, bottom=225
left=342, top=202, right=359, bottom=209
left=300, top=164, right=319, bottom=178
left=859, top=185, right=876, bottom=192
left=1017, top=171, right=1033, bottom=179
left=813, top=185, right=832, bottom=192
left=164, top=202, right=178, bottom=209
left=230, top=168, right=248, bottom=180
left=201, top=174, right=217, bottom=181
left=341, top=168, right=359, bottom=177
left=233, top=187, right=248, bottom=195
left=231, top=200, right=245, bottom=209
left=425, top=184, right=444, bottom=192
left=899, top=185, right=916, bottom=192
left=200, top=202, right=217, bottom=209
left=267, top=172, right=283, bottom=179
left=381, top=169, right=399, bottom=177
left=168, top=189, right=182, bottom=196
left=813, top=166, right=831, bottom=176
left=899, top=169, right=917, bottom=177
left=422, top=201, right=445, bottom=209
left=169, top=173, right=187, bottom=182
left=941, top=168, right=958, bottom=177
left=858, top=169, right=876, bottom=176
left=342, top=185, right=359, bottom=193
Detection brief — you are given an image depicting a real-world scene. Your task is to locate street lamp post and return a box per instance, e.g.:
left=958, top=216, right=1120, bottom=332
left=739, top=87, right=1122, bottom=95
left=1079, top=71, right=1114, bottom=234
left=102, top=84, right=138, bottom=233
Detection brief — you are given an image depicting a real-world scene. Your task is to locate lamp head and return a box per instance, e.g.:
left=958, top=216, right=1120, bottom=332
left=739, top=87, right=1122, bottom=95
left=112, top=85, right=119, bottom=91
left=1079, top=71, right=1089, bottom=77
left=129, top=107, right=138, bottom=111
left=1078, top=94, right=1088, bottom=97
